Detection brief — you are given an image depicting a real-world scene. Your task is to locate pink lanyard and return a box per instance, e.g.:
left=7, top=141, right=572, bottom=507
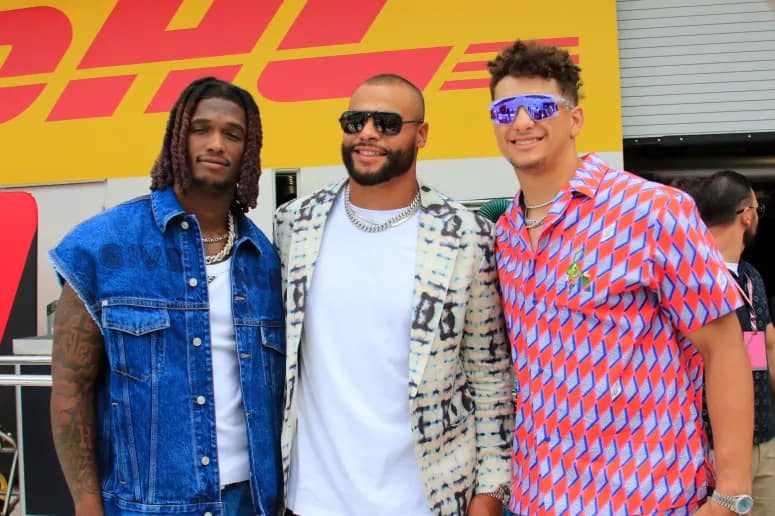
left=732, top=273, right=758, bottom=330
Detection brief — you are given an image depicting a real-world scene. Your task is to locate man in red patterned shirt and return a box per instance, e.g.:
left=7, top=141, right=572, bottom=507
left=487, top=40, right=754, bottom=515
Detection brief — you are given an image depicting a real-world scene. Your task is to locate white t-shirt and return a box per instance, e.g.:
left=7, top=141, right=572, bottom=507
left=287, top=192, right=432, bottom=516
left=206, top=258, right=250, bottom=487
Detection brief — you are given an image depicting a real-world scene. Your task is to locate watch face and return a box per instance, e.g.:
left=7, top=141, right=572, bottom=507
left=735, top=495, right=754, bottom=513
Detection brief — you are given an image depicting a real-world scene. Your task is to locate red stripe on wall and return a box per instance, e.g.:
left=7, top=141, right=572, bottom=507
left=279, top=0, right=388, bottom=49
left=0, top=192, right=37, bottom=341
left=440, top=78, right=490, bottom=91
left=466, top=37, right=579, bottom=54
left=0, top=84, right=46, bottom=123
left=145, top=66, right=242, bottom=113
left=47, top=75, right=136, bottom=121
left=258, top=47, right=452, bottom=102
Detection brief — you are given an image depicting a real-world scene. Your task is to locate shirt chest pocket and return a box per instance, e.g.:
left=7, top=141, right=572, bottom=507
left=102, top=305, right=169, bottom=382
left=235, top=318, right=286, bottom=393
left=259, top=321, right=285, bottom=392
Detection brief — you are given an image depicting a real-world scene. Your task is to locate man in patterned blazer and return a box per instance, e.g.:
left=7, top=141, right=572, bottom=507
left=273, top=74, right=514, bottom=516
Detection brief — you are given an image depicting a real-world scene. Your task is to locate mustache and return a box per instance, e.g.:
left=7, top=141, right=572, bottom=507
left=348, top=143, right=389, bottom=154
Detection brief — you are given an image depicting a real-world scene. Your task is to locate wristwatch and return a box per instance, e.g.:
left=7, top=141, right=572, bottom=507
left=479, top=484, right=510, bottom=505
left=710, top=490, right=754, bottom=515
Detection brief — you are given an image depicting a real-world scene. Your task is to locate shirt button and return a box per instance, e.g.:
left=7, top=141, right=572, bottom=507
left=196, top=396, right=206, bottom=405
left=201, top=456, right=210, bottom=466
left=180, top=221, right=189, bottom=230
left=189, top=278, right=198, bottom=287
left=192, top=337, right=202, bottom=347
left=611, top=382, right=622, bottom=398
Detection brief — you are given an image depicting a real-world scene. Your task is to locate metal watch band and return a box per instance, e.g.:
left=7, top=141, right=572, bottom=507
left=711, top=490, right=753, bottom=515
left=479, top=485, right=510, bottom=505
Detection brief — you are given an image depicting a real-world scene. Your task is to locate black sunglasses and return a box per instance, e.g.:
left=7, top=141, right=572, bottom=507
left=339, top=111, right=423, bottom=136
left=736, top=203, right=765, bottom=216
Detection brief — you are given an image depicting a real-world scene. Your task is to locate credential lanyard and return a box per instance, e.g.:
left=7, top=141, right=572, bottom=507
left=732, top=273, right=758, bottom=330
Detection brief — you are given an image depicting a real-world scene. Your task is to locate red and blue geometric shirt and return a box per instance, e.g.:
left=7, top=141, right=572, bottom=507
left=495, top=153, right=742, bottom=515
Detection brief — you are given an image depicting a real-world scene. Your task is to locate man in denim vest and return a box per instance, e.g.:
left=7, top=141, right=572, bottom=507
left=49, top=77, right=284, bottom=515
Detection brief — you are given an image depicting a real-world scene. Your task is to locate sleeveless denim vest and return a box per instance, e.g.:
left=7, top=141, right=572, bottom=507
left=49, top=188, right=284, bottom=515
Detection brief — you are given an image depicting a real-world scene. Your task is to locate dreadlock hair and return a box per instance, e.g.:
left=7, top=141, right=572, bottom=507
left=487, top=40, right=582, bottom=104
left=150, top=76, right=263, bottom=212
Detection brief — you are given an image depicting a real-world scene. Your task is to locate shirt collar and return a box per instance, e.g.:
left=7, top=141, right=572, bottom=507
left=567, top=152, right=610, bottom=199
left=499, top=152, right=610, bottom=231
left=150, top=187, right=263, bottom=250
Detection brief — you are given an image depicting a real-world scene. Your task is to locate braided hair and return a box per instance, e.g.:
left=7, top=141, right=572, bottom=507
left=150, top=77, right=262, bottom=212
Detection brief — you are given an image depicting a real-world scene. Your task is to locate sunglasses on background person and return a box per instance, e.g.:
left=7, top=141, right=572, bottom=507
left=489, top=94, right=575, bottom=125
left=339, top=111, right=423, bottom=136
left=736, top=203, right=766, bottom=216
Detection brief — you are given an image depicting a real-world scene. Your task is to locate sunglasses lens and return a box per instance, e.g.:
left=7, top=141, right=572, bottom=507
left=490, top=95, right=560, bottom=124
left=373, top=113, right=403, bottom=135
left=491, top=100, right=517, bottom=124
left=525, top=97, right=559, bottom=120
left=339, top=112, right=365, bottom=134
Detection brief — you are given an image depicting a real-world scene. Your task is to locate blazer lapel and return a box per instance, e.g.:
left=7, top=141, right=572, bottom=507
left=285, top=181, right=344, bottom=370
left=408, top=185, right=461, bottom=397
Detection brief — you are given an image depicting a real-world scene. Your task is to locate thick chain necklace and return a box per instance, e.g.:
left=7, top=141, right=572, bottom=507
left=204, top=212, right=236, bottom=265
left=521, top=195, right=549, bottom=229
left=344, top=183, right=421, bottom=233
left=524, top=215, right=547, bottom=229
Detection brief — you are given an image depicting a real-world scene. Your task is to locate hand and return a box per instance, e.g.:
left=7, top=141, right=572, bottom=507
left=468, top=494, right=503, bottom=516
left=693, top=500, right=736, bottom=516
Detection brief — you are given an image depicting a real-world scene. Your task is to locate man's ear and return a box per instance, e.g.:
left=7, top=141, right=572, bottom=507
left=570, top=106, right=584, bottom=139
left=416, top=122, right=429, bottom=149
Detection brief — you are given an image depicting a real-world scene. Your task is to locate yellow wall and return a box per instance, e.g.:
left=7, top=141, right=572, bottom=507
left=0, top=0, right=622, bottom=186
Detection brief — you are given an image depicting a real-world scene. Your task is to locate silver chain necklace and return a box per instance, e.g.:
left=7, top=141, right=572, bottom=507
left=524, top=196, right=556, bottom=209
left=344, top=184, right=421, bottom=233
left=204, top=212, right=236, bottom=264
left=521, top=195, right=550, bottom=229
left=524, top=215, right=547, bottom=229
left=202, top=232, right=228, bottom=243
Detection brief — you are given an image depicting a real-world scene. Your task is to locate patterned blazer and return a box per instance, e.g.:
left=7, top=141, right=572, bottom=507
left=273, top=181, right=514, bottom=515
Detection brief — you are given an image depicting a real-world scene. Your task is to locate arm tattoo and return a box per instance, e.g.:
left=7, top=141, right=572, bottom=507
left=50, top=283, right=106, bottom=507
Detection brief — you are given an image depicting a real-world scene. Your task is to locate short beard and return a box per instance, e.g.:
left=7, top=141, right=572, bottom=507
left=510, top=157, right=544, bottom=172
left=186, top=161, right=239, bottom=194
left=743, top=226, right=756, bottom=248
left=341, top=143, right=415, bottom=186
left=190, top=174, right=235, bottom=193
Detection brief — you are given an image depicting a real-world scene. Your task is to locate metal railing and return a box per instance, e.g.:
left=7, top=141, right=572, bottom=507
left=0, top=356, right=52, bottom=387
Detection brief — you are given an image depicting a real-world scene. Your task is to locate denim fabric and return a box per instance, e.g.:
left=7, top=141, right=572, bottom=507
left=50, top=188, right=284, bottom=515
left=221, top=482, right=253, bottom=516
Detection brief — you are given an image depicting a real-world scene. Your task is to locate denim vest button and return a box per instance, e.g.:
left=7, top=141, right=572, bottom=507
left=192, top=337, right=202, bottom=347
left=189, top=278, right=198, bottom=287
left=201, top=456, right=210, bottom=466
left=204, top=512, right=212, bottom=516
left=196, top=396, right=206, bottom=405
left=180, top=221, right=190, bottom=230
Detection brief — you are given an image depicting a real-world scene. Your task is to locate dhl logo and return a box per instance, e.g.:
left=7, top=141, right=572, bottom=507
left=0, top=0, right=580, bottom=123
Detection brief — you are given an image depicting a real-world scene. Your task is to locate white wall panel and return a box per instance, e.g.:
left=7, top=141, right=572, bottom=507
left=617, top=0, right=775, bottom=138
